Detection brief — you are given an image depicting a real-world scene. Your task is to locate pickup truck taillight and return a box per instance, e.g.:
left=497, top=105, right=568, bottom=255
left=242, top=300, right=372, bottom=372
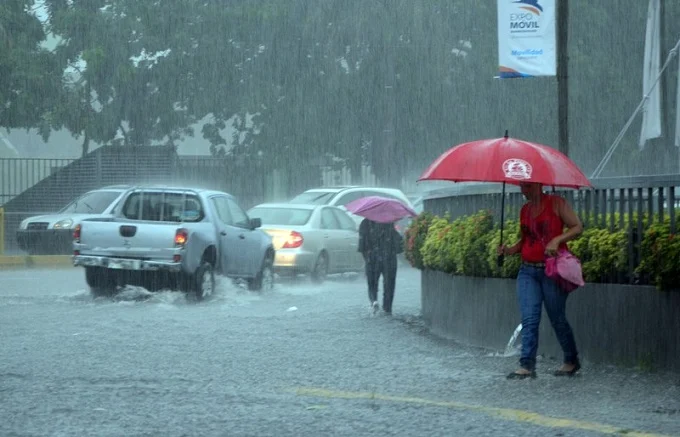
left=282, top=231, right=303, bottom=249
left=175, top=228, right=188, bottom=247
left=73, top=224, right=82, bottom=256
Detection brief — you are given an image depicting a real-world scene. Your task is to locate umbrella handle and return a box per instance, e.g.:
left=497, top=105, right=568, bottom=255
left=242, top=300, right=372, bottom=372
left=497, top=182, right=506, bottom=268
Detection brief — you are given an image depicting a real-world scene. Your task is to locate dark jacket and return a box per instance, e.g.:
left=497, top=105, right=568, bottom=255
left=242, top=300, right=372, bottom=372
left=358, top=219, right=404, bottom=259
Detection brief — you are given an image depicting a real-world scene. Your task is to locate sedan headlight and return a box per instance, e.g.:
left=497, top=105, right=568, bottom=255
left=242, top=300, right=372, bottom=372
left=53, top=219, right=74, bottom=229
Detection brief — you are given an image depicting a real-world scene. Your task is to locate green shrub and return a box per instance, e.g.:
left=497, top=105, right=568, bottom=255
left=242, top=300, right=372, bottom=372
left=420, top=215, right=458, bottom=273
left=637, top=218, right=680, bottom=291
left=414, top=208, right=677, bottom=291
left=451, top=211, right=494, bottom=277
left=403, top=211, right=434, bottom=269
left=580, top=229, right=628, bottom=282
left=486, top=220, right=522, bottom=279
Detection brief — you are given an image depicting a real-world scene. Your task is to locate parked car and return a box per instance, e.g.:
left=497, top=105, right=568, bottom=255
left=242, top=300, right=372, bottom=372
left=16, top=186, right=130, bottom=255
left=72, top=186, right=275, bottom=300
left=247, top=202, right=365, bottom=283
left=288, top=186, right=414, bottom=228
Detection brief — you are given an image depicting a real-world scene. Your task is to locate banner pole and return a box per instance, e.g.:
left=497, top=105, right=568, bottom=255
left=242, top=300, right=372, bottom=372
left=0, top=207, right=4, bottom=255
left=557, top=0, right=569, bottom=157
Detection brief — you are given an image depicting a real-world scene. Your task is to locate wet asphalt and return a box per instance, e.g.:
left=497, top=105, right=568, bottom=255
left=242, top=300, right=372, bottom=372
left=1, top=266, right=678, bottom=436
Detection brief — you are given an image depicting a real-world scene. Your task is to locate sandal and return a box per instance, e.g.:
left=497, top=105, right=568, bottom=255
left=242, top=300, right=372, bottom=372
left=506, top=370, right=537, bottom=380
left=553, top=361, right=581, bottom=377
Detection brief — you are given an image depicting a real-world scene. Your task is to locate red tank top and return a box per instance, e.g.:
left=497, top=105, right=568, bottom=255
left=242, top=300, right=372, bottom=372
left=520, top=195, right=567, bottom=263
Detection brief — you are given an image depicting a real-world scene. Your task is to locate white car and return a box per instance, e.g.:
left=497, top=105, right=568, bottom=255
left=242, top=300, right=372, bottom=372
left=16, top=186, right=129, bottom=255
left=247, top=202, right=365, bottom=283
left=288, top=186, right=414, bottom=227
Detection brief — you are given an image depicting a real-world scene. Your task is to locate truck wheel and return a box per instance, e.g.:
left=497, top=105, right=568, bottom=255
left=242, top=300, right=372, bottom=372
left=248, top=252, right=274, bottom=292
left=85, top=267, right=117, bottom=298
left=187, top=261, right=215, bottom=301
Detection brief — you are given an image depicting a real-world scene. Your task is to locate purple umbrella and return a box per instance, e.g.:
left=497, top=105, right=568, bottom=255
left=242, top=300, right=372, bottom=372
left=345, top=196, right=417, bottom=224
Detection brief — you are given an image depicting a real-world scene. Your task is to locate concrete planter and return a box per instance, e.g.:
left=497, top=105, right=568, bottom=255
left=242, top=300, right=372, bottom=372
left=421, top=269, right=680, bottom=372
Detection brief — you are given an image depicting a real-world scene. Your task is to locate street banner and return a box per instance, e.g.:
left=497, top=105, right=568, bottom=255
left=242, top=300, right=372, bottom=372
left=497, top=0, right=556, bottom=78
left=639, top=0, right=662, bottom=149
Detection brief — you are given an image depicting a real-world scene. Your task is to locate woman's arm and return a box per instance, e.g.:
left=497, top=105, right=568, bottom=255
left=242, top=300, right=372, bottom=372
left=504, top=237, right=524, bottom=255
left=554, top=197, right=583, bottom=244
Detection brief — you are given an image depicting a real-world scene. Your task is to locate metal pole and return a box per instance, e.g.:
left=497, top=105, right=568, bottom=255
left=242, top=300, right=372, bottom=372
left=557, top=0, right=569, bottom=157
left=384, top=45, right=396, bottom=186
left=0, top=207, right=4, bottom=255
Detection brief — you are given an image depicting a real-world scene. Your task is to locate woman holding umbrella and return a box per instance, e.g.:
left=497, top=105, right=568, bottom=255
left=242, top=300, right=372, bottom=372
left=418, top=133, right=591, bottom=379
left=345, top=196, right=417, bottom=315
left=498, top=182, right=583, bottom=379
left=358, top=218, right=403, bottom=315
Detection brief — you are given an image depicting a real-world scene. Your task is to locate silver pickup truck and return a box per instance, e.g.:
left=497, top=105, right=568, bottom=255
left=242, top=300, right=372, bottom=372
left=73, top=186, right=275, bottom=300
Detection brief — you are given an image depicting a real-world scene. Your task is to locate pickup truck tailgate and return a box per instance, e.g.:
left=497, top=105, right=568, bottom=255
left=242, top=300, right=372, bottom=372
left=78, top=219, right=179, bottom=259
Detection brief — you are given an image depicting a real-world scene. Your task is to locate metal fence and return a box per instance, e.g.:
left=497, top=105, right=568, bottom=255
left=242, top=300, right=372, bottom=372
left=0, top=158, right=76, bottom=205
left=424, top=174, right=680, bottom=284
left=0, top=151, right=420, bottom=254
left=174, top=156, right=267, bottom=209
left=0, top=152, right=274, bottom=254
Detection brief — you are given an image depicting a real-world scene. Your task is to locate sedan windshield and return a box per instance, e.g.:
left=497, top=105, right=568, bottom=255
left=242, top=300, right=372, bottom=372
left=249, top=207, right=312, bottom=226
left=59, top=191, right=121, bottom=214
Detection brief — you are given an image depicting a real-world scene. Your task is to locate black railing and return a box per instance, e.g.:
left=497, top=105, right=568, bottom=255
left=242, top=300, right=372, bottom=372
left=0, top=151, right=270, bottom=254
left=0, top=158, right=75, bottom=205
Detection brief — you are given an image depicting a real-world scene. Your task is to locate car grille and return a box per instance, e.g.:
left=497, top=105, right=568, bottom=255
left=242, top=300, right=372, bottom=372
left=27, top=222, right=49, bottom=230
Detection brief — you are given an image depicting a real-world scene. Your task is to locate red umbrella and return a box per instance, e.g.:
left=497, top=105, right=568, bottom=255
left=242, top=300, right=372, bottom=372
left=418, top=134, right=592, bottom=189
left=418, top=133, right=592, bottom=266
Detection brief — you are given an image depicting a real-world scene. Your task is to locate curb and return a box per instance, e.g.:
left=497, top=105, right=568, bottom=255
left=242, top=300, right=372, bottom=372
left=0, top=255, right=74, bottom=270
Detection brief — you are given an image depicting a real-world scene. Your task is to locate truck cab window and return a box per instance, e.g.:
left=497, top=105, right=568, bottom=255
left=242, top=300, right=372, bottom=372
left=122, top=192, right=205, bottom=222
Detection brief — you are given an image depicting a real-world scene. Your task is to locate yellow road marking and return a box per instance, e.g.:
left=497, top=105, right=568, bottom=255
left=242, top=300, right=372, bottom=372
left=0, top=256, right=26, bottom=267
left=0, top=255, right=73, bottom=269
left=292, top=387, right=675, bottom=437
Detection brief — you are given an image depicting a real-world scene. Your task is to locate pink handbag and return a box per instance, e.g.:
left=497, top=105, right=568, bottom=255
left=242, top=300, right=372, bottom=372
left=545, top=249, right=585, bottom=292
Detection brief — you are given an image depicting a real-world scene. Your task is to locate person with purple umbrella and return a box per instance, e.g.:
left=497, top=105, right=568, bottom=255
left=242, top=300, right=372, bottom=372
left=358, top=218, right=403, bottom=315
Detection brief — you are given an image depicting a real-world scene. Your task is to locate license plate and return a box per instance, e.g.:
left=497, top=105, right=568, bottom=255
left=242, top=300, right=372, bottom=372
left=108, top=259, right=141, bottom=270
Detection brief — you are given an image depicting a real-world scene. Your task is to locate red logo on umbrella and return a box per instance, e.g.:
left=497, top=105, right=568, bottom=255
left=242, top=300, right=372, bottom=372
left=503, top=159, right=533, bottom=180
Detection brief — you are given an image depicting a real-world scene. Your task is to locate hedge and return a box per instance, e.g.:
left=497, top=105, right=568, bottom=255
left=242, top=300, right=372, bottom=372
left=403, top=209, right=679, bottom=291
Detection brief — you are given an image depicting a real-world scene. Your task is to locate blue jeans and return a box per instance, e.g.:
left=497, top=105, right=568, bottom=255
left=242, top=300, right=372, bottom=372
left=516, top=264, right=578, bottom=371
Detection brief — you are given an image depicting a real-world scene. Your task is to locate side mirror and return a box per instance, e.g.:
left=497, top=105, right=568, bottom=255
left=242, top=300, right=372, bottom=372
left=250, top=217, right=262, bottom=229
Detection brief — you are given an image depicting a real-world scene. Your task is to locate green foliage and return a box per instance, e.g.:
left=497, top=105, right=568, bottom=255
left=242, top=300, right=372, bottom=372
left=450, top=210, right=494, bottom=277
left=415, top=209, right=678, bottom=291
left=637, top=218, right=680, bottom=291
left=576, top=228, right=628, bottom=283
left=486, top=220, right=522, bottom=279
left=418, top=210, right=494, bottom=276
left=4, top=0, right=680, bottom=179
left=419, top=214, right=457, bottom=273
left=0, top=0, right=63, bottom=134
left=403, top=211, right=434, bottom=270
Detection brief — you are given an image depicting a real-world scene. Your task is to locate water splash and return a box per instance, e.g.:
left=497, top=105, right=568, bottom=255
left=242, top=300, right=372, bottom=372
left=503, top=323, right=523, bottom=357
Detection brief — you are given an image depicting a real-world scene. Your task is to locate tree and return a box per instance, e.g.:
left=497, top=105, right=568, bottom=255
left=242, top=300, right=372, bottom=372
left=0, top=0, right=62, bottom=137
left=7, top=0, right=676, bottom=180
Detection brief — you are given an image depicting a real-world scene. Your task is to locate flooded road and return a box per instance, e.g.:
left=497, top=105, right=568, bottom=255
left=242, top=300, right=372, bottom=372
left=1, top=266, right=678, bottom=436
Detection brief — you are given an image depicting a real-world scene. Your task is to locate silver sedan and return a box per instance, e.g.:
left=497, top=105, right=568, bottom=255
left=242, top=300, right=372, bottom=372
left=247, top=203, right=365, bottom=283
